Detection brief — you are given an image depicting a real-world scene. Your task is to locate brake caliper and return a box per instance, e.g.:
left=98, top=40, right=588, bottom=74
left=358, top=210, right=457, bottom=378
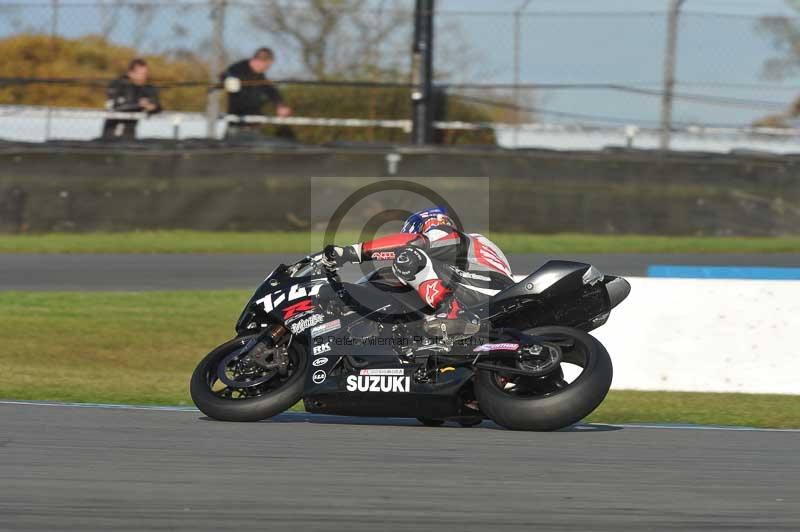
left=249, top=342, right=290, bottom=376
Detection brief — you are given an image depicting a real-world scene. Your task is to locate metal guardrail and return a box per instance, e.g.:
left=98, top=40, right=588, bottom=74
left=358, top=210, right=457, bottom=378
left=232, top=113, right=412, bottom=132
left=5, top=105, right=800, bottom=134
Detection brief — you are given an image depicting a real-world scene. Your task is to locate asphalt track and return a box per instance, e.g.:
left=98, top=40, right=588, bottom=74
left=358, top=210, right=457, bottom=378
left=1, top=401, right=798, bottom=531
left=4, top=253, right=800, bottom=290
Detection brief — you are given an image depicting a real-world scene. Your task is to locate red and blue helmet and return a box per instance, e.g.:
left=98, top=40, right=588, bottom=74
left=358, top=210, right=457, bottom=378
left=401, top=207, right=456, bottom=234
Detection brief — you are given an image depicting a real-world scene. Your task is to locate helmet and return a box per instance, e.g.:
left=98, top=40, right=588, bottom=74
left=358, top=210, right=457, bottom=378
left=400, top=207, right=456, bottom=234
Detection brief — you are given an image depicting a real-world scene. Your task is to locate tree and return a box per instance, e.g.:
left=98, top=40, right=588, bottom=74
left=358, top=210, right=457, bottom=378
left=247, top=0, right=487, bottom=82
left=262, top=84, right=495, bottom=144
left=249, top=0, right=410, bottom=80
left=754, top=7, right=800, bottom=125
left=0, top=31, right=498, bottom=144
left=0, top=34, right=208, bottom=110
left=97, top=0, right=125, bottom=41
left=756, top=14, right=800, bottom=80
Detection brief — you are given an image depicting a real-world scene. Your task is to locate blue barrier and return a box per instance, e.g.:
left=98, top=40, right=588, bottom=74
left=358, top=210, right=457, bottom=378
left=647, top=265, right=800, bottom=280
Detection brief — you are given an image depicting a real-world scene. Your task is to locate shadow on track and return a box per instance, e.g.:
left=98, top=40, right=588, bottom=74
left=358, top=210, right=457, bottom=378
left=198, top=412, right=623, bottom=432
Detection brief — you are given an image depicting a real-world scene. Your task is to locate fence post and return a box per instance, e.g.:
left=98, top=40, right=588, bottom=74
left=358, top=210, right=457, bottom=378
left=206, top=0, right=227, bottom=139
left=411, top=0, right=435, bottom=145
left=513, top=0, right=533, bottom=149
left=660, top=0, right=685, bottom=151
left=45, top=0, right=60, bottom=141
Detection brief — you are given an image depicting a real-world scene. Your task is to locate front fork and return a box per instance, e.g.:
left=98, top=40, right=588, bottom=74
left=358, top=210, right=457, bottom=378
left=236, top=323, right=291, bottom=376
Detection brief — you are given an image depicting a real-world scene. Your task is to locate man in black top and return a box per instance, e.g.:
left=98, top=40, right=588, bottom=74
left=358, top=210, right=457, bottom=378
left=221, top=47, right=292, bottom=138
left=102, top=58, right=161, bottom=141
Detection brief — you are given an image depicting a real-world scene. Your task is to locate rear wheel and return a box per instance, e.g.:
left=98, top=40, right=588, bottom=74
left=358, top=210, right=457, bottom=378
left=475, top=326, right=612, bottom=431
left=190, top=335, right=307, bottom=422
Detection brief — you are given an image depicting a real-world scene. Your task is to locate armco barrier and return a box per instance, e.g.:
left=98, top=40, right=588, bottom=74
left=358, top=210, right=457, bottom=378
left=592, top=277, right=800, bottom=395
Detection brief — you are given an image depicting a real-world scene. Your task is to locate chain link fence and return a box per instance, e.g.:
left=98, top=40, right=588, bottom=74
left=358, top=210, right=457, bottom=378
left=2, top=0, right=800, bottom=150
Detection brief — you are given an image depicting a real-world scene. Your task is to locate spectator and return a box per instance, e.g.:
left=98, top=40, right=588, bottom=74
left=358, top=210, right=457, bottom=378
left=221, top=47, right=292, bottom=138
left=102, top=58, right=162, bottom=141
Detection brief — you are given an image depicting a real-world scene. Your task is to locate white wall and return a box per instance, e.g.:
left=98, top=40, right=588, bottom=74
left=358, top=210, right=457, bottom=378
left=5, top=105, right=800, bottom=155
left=591, top=277, right=800, bottom=395
left=0, top=106, right=211, bottom=142
left=495, top=125, right=800, bottom=154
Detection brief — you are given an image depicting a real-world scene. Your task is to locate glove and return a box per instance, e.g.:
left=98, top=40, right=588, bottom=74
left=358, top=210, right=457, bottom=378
left=223, top=76, right=241, bottom=93
left=322, top=244, right=360, bottom=269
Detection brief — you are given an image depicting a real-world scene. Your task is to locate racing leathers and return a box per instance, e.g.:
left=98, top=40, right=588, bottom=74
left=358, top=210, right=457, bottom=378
left=325, top=225, right=515, bottom=337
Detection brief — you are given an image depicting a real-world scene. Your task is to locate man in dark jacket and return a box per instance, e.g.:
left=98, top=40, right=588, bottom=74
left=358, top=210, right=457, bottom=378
left=220, top=47, right=292, bottom=138
left=101, top=58, right=161, bottom=141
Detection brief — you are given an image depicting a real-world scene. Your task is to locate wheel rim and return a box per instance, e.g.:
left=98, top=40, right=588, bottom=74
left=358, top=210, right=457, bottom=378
left=489, top=333, right=590, bottom=399
left=204, top=338, right=304, bottom=401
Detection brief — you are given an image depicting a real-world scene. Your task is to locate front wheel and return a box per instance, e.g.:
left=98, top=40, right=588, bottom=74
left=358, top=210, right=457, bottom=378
left=417, top=417, right=445, bottom=427
left=190, top=335, right=307, bottom=422
left=475, top=326, right=612, bottom=431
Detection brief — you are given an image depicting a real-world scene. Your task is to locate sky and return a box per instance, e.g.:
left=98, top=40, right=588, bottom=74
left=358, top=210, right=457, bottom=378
left=2, top=0, right=800, bottom=127
left=434, top=0, right=800, bottom=126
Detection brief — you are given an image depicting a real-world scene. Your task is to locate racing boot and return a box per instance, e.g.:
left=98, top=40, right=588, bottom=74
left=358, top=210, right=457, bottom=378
left=423, top=294, right=480, bottom=338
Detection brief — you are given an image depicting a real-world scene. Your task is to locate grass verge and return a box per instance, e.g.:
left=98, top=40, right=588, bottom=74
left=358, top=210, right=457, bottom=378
left=1, top=290, right=797, bottom=428
left=2, top=231, right=800, bottom=254
left=587, top=390, right=800, bottom=429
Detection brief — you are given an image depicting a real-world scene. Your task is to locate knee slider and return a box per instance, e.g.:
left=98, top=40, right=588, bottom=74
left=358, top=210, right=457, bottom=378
left=392, top=246, right=427, bottom=281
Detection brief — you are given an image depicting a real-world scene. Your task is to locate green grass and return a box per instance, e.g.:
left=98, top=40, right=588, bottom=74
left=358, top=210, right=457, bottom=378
left=587, top=390, right=800, bottom=429
left=2, top=231, right=800, bottom=254
left=1, top=290, right=798, bottom=428
left=0, top=290, right=244, bottom=406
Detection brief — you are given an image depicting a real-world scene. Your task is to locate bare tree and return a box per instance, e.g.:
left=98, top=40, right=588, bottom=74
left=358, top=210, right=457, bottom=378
left=0, top=5, right=23, bottom=32
left=94, top=0, right=158, bottom=51
left=432, top=15, right=492, bottom=84
left=755, top=15, right=800, bottom=80
left=753, top=8, right=800, bottom=124
left=245, top=0, right=515, bottom=128
left=97, top=0, right=124, bottom=40
left=130, top=3, right=157, bottom=51
left=249, top=0, right=410, bottom=80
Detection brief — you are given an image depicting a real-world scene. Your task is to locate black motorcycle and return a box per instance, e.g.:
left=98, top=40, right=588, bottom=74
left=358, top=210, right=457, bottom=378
left=190, top=252, right=630, bottom=431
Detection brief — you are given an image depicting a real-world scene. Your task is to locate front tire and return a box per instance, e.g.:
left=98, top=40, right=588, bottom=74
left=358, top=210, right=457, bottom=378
left=475, top=326, right=612, bottom=431
left=417, top=417, right=445, bottom=427
left=190, top=336, right=307, bottom=422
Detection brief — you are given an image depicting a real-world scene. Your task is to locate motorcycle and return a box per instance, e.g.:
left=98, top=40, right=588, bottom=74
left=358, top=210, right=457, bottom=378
left=190, top=252, right=630, bottom=431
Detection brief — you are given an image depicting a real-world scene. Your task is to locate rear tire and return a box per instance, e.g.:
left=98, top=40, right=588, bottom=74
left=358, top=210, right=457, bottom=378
left=190, top=336, right=307, bottom=422
left=475, top=326, right=612, bottom=431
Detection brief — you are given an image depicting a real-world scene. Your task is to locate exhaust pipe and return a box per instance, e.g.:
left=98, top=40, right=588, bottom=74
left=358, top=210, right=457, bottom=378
left=604, top=276, right=631, bottom=308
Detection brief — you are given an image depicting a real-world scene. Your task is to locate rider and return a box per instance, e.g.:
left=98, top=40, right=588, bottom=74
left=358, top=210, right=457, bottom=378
left=322, top=207, right=515, bottom=337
